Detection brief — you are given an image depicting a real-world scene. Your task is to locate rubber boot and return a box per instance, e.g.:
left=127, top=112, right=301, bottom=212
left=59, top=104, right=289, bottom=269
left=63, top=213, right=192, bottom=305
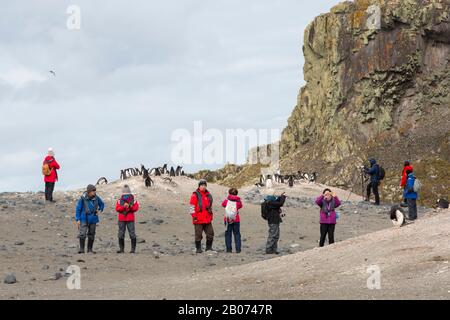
left=117, top=239, right=125, bottom=254
left=195, top=241, right=202, bottom=253
left=205, top=239, right=213, bottom=251
left=130, top=238, right=137, bottom=254
left=87, top=239, right=96, bottom=254
left=78, top=238, right=85, bottom=254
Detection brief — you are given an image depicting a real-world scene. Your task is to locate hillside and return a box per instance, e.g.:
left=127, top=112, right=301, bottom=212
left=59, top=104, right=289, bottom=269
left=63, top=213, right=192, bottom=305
left=0, top=176, right=425, bottom=299
left=0, top=175, right=446, bottom=299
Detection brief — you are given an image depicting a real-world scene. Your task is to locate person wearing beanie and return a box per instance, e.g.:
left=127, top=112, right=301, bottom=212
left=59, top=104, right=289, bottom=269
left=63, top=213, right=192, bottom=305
left=115, top=185, right=140, bottom=254
left=42, top=147, right=60, bottom=203
left=75, top=184, right=105, bottom=254
left=189, top=179, right=215, bottom=253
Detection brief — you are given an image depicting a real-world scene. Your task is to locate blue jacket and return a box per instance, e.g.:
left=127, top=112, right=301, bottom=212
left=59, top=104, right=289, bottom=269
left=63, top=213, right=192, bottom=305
left=75, top=193, right=105, bottom=224
left=403, top=173, right=418, bottom=200
left=365, top=159, right=380, bottom=183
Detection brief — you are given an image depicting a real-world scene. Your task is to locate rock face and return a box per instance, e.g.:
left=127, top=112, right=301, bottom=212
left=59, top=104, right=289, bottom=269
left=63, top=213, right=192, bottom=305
left=280, top=0, right=450, bottom=205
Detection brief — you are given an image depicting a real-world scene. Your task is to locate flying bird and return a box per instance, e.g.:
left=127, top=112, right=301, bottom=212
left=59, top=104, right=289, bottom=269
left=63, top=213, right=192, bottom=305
left=49, top=70, right=56, bottom=76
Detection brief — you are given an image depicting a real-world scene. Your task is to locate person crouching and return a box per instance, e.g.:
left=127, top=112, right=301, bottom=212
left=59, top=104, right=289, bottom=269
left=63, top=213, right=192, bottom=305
left=115, top=185, right=140, bottom=254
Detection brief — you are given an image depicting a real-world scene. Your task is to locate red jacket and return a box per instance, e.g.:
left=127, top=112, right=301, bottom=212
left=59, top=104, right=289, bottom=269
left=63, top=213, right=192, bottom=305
left=189, top=189, right=213, bottom=225
left=221, top=195, right=243, bottom=223
left=115, top=195, right=140, bottom=222
left=401, top=165, right=413, bottom=187
left=43, top=156, right=60, bottom=183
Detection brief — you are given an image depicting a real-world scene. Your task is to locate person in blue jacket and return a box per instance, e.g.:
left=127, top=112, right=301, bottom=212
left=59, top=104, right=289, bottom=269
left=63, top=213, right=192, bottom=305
left=75, top=184, right=105, bottom=254
left=403, top=169, right=418, bottom=221
left=364, top=158, right=381, bottom=205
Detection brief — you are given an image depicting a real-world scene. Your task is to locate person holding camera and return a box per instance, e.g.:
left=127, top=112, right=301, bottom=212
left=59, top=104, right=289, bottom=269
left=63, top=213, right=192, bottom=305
left=115, top=185, right=140, bottom=254
left=364, top=158, right=381, bottom=205
left=262, top=193, right=287, bottom=254
left=75, top=184, right=105, bottom=254
left=316, top=189, right=341, bottom=247
left=189, top=179, right=215, bottom=253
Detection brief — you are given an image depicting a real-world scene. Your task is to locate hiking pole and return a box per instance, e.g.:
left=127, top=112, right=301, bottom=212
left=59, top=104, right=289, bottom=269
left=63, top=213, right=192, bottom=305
left=361, top=169, right=365, bottom=201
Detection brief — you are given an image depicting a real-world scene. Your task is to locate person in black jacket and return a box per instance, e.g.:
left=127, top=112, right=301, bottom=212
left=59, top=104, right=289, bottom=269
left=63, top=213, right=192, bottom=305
left=263, top=193, right=287, bottom=254
left=364, top=158, right=381, bottom=205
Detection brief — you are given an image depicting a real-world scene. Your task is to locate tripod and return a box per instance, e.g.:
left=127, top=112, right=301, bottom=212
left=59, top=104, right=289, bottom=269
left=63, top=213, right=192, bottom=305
left=361, top=170, right=369, bottom=201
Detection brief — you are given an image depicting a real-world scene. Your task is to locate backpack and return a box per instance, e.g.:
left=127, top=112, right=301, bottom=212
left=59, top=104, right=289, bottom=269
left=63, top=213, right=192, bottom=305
left=413, top=178, right=422, bottom=193
left=225, top=200, right=238, bottom=222
left=42, top=163, right=52, bottom=176
left=378, top=165, right=385, bottom=180
left=437, top=199, right=449, bottom=209
left=261, top=201, right=269, bottom=220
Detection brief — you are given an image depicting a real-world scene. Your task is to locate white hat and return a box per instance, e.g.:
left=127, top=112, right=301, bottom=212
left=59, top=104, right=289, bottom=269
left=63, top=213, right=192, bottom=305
left=122, top=184, right=132, bottom=194
left=48, top=148, right=54, bottom=156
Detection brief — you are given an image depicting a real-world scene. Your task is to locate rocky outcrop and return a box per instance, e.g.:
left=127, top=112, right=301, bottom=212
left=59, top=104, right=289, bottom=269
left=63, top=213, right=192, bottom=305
left=280, top=0, right=450, bottom=205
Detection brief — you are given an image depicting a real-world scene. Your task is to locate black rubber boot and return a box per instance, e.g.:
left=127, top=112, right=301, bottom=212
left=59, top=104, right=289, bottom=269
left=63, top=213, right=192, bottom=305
left=78, top=238, right=85, bottom=254
left=87, top=239, right=96, bottom=254
left=205, top=240, right=213, bottom=251
left=130, top=238, right=137, bottom=254
left=195, top=241, right=202, bottom=253
left=117, top=239, right=125, bottom=253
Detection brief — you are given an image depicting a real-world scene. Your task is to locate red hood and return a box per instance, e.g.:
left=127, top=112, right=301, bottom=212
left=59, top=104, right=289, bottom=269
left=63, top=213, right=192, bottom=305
left=44, top=156, right=55, bottom=162
left=227, top=195, right=241, bottom=201
left=402, top=165, right=413, bottom=174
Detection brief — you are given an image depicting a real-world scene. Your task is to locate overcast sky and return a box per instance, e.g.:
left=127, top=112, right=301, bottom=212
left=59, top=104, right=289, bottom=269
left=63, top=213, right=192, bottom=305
left=0, top=0, right=340, bottom=192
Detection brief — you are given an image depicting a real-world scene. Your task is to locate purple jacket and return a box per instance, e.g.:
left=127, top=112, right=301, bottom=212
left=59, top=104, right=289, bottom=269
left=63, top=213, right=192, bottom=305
left=315, top=195, right=341, bottom=225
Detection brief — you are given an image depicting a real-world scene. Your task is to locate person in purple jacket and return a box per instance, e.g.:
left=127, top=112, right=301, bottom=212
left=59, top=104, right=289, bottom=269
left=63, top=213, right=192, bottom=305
left=315, top=188, right=341, bottom=247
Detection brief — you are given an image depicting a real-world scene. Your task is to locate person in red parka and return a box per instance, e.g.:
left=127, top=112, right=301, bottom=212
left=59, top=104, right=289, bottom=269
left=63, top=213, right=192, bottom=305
left=221, top=188, right=243, bottom=253
left=189, top=179, right=214, bottom=253
left=42, top=148, right=60, bottom=203
left=115, top=185, right=140, bottom=254
left=400, top=161, right=413, bottom=207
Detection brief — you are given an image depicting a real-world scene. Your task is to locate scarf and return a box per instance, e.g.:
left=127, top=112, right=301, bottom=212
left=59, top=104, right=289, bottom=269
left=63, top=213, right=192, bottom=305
left=120, top=194, right=135, bottom=212
left=321, top=197, right=335, bottom=217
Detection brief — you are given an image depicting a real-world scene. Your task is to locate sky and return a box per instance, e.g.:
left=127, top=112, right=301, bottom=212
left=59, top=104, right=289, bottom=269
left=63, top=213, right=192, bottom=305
left=0, top=0, right=341, bottom=192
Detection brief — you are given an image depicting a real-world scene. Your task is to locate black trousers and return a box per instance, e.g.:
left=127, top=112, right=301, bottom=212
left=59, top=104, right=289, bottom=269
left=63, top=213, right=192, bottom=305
left=118, top=221, right=137, bottom=240
left=45, top=182, right=55, bottom=201
left=78, top=223, right=96, bottom=240
left=366, top=181, right=380, bottom=205
left=407, top=199, right=417, bottom=220
left=320, top=224, right=335, bottom=247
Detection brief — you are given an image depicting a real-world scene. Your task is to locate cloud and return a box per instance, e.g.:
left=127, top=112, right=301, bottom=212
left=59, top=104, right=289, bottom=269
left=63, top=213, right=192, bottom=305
left=0, top=0, right=340, bottom=191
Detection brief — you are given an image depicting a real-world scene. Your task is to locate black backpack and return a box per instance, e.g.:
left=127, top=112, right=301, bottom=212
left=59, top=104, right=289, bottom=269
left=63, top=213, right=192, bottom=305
left=378, top=165, right=385, bottom=180
left=261, top=201, right=269, bottom=220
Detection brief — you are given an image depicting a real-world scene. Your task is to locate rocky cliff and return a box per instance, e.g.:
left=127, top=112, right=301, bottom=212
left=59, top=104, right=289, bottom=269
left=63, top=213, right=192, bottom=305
left=280, top=0, right=450, bottom=205
left=193, top=0, right=449, bottom=205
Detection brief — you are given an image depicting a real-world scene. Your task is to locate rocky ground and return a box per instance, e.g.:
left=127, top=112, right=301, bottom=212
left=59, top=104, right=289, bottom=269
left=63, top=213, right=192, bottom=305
left=0, top=176, right=441, bottom=299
